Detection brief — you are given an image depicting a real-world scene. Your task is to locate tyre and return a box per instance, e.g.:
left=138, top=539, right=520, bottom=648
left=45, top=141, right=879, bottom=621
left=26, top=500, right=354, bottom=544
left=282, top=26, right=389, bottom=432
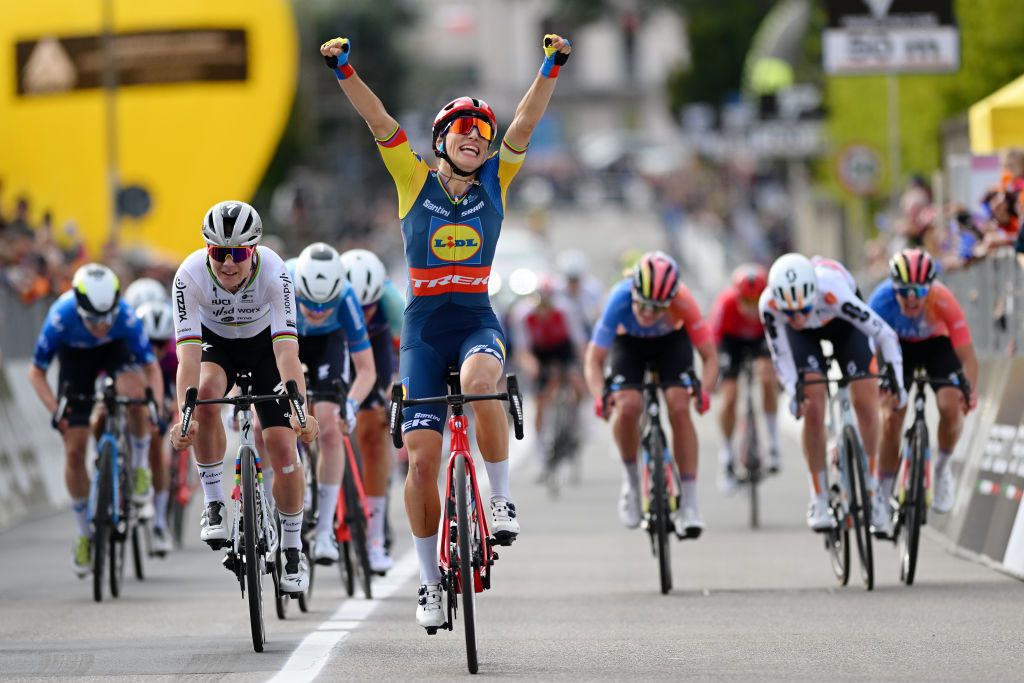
left=274, top=525, right=289, bottom=620
left=344, top=467, right=373, bottom=599
left=132, top=523, right=146, bottom=581
left=650, top=433, right=672, bottom=595
left=844, top=427, right=874, bottom=591
left=900, top=421, right=928, bottom=585
left=826, top=487, right=851, bottom=587
left=92, top=442, right=114, bottom=603
left=241, top=446, right=266, bottom=652
left=339, top=541, right=355, bottom=596
left=744, top=400, right=761, bottom=530
left=109, top=453, right=129, bottom=599
left=455, top=456, right=479, bottom=674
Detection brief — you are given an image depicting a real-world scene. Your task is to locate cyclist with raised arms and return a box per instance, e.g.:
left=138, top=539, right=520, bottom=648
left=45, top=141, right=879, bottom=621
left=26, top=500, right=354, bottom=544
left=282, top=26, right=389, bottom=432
left=759, top=253, right=905, bottom=534
left=868, top=249, right=978, bottom=521
left=135, top=299, right=177, bottom=556
left=288, top=243, right=377, bottom=566
left=320, top=31, right=571, bottom=629
left=340, top=248, right=405, bottom=574
left=28, top=264, right=164, bottom=576
left=584, top=251, right=717, bottom=537
left=169, top=201, right=319, bottom=594
left=711, top=263, right=779, bottom=492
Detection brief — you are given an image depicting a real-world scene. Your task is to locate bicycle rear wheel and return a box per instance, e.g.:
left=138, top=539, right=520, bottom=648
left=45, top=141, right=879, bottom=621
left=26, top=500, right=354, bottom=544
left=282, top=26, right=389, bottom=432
left=900, top=421, right=927, bottom=585
left=455, top=456, right=479, bottom=674
left=650, top=433, right=672, bottom=595
left=844, top=427, right=874, bottom=591
left=241, top=446, right=267, bottom=652
left=92, top=443, right=114, bottom=602
left=168, top=452, right=187, bottom=548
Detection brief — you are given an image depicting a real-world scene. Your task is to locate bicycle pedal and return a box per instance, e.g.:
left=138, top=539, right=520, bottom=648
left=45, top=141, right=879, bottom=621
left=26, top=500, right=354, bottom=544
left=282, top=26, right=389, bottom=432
left=490, top=532, right=517, bottom=547
left=425, top=627, right=439, bottom=636
left=205, top=539, right=229, bottom=551
left=221, top=552, right=240, bottom=573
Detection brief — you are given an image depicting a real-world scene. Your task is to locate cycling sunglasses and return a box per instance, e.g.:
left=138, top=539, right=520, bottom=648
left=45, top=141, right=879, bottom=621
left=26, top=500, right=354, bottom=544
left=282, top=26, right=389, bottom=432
left=632, top=296, right=671, bottom=314
left=207, top=245, right=254, bottom=263
left=77, top=306, right=114, bottom=326
left=781, top=304, right=814, bottom=318
left=446, top=116, right=495, bottom=142
left=299, top=298, right=339, bottom=314
left=895, top=284, right=930, bottom=299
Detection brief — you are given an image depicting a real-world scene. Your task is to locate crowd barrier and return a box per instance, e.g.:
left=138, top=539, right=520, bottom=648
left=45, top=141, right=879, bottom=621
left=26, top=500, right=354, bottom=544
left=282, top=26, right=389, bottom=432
left=935, top=250, right=1024, bottom=579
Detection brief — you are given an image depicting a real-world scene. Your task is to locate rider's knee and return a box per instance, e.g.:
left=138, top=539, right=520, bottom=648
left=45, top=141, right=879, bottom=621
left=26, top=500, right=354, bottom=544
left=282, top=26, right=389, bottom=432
left=665, top=393, right=692, bottom=423
left=937, top=394, right=961, bottom=423
left=613, top=392, right=642, bottom=421
left=802, top=395, right=826, bottom=423
left=462, top=373, right=497, bottom=396
left=262, top=429, right=302, bottom=473
left=406, top=444, right=440, bottom=486
left=318, top=412, right=343, bottom=450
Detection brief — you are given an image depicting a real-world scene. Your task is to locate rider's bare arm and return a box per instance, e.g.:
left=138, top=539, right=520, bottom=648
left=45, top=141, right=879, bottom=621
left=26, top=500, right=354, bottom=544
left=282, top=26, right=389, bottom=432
left=320, top=38, right=398, bottom=139
left=347, top=347, right=378, bottom=406
left=503, top=34, right=571, bottom=152
left=584, top=342, right=608, bottom=399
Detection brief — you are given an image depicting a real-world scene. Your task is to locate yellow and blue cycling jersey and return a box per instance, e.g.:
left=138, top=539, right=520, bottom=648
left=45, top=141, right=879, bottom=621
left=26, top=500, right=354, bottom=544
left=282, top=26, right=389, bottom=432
left=375, top=125, right=525, bottom=433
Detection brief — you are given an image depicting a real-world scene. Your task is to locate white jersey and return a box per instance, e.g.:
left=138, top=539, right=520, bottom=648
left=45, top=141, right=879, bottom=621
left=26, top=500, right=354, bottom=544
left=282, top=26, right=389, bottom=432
left=173, top=246, right=298, bottom=347
left=758, top=258, right=903, bottom=397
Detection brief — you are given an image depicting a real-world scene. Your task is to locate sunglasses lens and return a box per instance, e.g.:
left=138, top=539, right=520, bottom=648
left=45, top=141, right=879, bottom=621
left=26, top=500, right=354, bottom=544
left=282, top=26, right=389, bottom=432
left=449, top=116, right=493, bottom=141
left=208, top=246, right=253, bottom=263
left=78, top=307, right=112, bottom=325
left=782, top=305, right=813, bottom=317
left=897, top=285, right=928, bottom=298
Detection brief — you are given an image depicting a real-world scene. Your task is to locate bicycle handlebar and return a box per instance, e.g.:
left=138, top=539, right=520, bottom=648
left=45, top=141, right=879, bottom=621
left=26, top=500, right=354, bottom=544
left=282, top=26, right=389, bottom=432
left=601, top=368, right=702, bottom=414
left=179, top=379, right=306, bottom=438
left=795, top=362, right=893, bottom=406
left=908, top=369, right=971, bottom=407
left=388, top=373, right=526, bottom=448
left=54, top=382, right=158, bottom=429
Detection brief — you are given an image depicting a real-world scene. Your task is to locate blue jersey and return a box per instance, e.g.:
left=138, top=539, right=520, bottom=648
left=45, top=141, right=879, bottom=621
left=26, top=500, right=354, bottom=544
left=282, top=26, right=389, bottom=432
left=374, top=126, right=526, bottom=322
left=591, top=279, right=711, bottom=349
left=32, top=292, right=155, bottom=370
left=366, top=280, right=405, bottom=339
left=286, top=258, right=371, bottom=351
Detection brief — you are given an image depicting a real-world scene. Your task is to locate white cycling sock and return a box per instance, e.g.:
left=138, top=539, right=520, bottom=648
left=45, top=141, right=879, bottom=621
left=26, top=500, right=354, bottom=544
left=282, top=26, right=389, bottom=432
left=808, top=469, right=827, bottom=499
left=316, top=484, right=340, bottom=536
left=681, top=480, right=699, bottom=511
left=367, top=496, right=387, bottom=548
left=765, top=414, right=779, bottom=451
left=414, top=532, right=442, bottom=584
left=72, top=497, right=90, bottom=537
left=623, top=460, right=640, bottom=492
left=484, top=459, right=511, bottom=502
left=878, top=475, right=895, bottom=504
left=718, top=442, right=734, bottom=466
left=279, top=508, right=303, bottom=550
left=937, top=448, right=953, bottom=471
left=196, top=461, right=225, bottom=504
left=153, top=490, right=169, bottom=530
left=130, top=434, right=151, bottom=470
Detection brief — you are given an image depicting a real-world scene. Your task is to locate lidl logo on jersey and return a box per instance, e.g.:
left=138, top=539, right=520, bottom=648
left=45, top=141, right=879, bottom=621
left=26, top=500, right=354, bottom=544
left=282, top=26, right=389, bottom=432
left=427, top=217, right=484, bottom=265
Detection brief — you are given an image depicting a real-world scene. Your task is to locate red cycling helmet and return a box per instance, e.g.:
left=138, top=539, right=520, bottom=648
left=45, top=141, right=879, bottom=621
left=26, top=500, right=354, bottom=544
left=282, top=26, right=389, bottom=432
left=632, top=251, right=679, bottom=305
left=732, top=263, right=768, bottom=301
left=889, top=248, right=936, bottom=286
left=432, top=97, right=498, bottom=152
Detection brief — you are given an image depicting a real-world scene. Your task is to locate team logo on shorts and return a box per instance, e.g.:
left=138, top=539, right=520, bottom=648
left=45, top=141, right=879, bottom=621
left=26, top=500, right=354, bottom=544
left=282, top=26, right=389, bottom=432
left=427, top=217, right=484, bottom=265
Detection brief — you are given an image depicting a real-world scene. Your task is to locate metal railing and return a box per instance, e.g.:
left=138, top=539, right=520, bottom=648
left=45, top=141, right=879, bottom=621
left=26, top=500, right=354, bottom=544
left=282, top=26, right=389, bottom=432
left=0, top=288, right=52, bottom=361
left=941, top=248, right=1021, bottom=357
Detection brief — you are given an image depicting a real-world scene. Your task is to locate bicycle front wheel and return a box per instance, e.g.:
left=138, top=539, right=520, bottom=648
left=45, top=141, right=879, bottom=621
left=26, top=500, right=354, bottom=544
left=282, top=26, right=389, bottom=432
left=826, top=484, right=851, bottom=586
left=650, top=433, right=672, bottom=595
left=455, top=456, right=479, bottom=674
left=241, top=446, right=267, bottom=652
left=900, top=420, right=928, bottom=585
left=343, top=465, right=373, bottom=599
left=844, top=427, right=874, bottom=591
left=92, top=443, right=114, bottom=602
left=109, top=453, right=130, bottom=598
left=744, top=400, right=761, bottom=530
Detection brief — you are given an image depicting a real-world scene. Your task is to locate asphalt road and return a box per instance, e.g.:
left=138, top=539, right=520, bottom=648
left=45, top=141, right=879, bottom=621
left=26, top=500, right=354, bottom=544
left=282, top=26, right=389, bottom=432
left=1, top=405, right=1021, bottom=682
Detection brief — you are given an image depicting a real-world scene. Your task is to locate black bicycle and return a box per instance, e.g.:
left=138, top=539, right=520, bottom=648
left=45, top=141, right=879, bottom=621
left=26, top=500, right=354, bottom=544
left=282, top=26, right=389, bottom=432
left=180, top=374, right=307, bottom=653
left=797, top=358, right=891, bottom=591
left=734, top=354, right=766, bottom=529
left=540, top=364, right=582, bottom=496
left=604, top=366, right=703, bottom=595
left=890, top=368, right=969, bottom=585
left=389, top=369, right=525, bottom=674
left=56, top=380, right=157, bottom=603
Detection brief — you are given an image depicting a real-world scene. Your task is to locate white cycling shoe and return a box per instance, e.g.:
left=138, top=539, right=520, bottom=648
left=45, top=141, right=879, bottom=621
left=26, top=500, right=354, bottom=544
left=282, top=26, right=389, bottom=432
left=871, top=494, right=894, bottom=538
left=490, top=499, right=520, bottom=546
left=807, top=497, right=834, bottom=532
left=279, top=548, right=310, bottom=594
left=199, top=501, right=228, bottom=545
left=151, top=527, right=172, bottom=557
left=416, top=582, right=446, bottom=631
left=618, top=483, right=641, bottom=529
left=673, top=506, right=704, bottom=539
left=932, top=464, right=955, bottom=513
left=311, top=531, right=339, bottom=565
left=368, top=544, right=394, bottom=574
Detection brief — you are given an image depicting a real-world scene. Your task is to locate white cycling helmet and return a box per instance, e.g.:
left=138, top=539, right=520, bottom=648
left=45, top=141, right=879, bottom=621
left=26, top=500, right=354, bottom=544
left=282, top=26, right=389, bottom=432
left=767, top=252, right=818, bottom=312
left=72, top=263, right=120, bottom=317
left=295, top=242, right=346, bottom=304
left=557, top=249, right=588, bottom=279
left=123, top=277, right=168, bottom=310
left=201, top=200, right=262, bottom=247
left=136, top=300, right=175, bottom=342
left=340, top=249, right=387, bottom=306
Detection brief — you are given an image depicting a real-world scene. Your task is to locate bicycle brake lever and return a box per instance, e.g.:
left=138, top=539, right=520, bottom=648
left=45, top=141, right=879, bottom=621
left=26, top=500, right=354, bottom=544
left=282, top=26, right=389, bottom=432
left=181, top=387, right=198, bottom=437
left=389, top=384, right=405, bottom=448
left=285, top=379, right=307, bottom=428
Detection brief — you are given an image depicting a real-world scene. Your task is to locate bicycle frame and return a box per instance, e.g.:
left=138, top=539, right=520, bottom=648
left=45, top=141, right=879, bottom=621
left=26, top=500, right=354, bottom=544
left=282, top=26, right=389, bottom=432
left=439, top=411, right=492, bottom=594
left=637, top=386, right=681, bottom=526
left=229, top=403, right=274, bottom=569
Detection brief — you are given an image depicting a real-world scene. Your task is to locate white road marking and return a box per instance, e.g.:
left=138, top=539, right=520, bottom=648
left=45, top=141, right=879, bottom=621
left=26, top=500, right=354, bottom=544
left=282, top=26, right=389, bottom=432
left=270, top=415, right=533, bottom=682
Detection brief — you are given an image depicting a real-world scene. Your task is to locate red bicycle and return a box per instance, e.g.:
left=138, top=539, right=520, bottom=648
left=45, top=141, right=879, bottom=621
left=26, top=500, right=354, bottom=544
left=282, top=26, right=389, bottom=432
left=389, top=368, right=524, bottom=675
left=166, top=403, right=197, bottom=549
left=335, top=432, right=374, bottom=599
